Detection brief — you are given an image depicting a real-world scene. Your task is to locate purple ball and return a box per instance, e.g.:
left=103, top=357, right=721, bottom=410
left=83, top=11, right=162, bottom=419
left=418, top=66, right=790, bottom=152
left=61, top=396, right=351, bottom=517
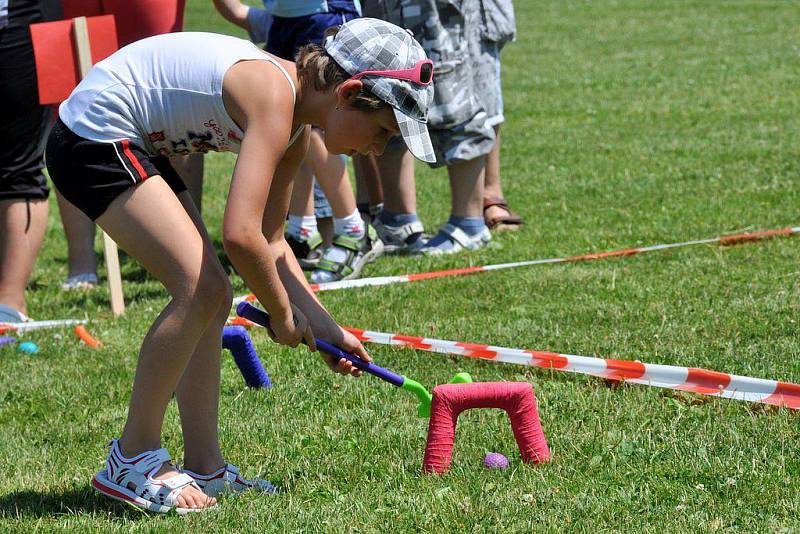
left=483, top=452, right=509, bottom=469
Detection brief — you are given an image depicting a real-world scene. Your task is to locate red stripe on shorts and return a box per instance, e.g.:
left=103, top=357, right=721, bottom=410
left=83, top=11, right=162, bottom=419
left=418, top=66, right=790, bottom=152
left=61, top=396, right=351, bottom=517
left=121, top=140, right=148, bottom=180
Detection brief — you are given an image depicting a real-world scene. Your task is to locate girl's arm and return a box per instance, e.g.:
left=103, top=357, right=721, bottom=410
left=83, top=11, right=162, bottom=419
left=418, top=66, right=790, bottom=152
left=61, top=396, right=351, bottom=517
left=262, top=128, right=372, bottom=372
left=222, top=63, right=313, bottom=349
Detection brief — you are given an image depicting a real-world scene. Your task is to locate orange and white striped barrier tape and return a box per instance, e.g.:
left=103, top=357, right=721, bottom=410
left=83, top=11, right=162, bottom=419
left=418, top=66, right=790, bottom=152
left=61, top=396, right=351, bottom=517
left=344, top=327, right=800, bottom=410
left=232, top=225, right=800, bottom=304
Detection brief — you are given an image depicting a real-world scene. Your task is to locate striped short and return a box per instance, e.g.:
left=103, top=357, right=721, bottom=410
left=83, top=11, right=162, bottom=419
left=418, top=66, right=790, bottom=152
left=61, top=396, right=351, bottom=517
left=46, top=118, right=186, bottom=220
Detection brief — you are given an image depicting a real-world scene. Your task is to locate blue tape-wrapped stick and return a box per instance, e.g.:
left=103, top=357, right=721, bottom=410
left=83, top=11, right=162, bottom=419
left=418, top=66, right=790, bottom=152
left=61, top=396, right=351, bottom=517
left=223, top=325, right=271, bottom=388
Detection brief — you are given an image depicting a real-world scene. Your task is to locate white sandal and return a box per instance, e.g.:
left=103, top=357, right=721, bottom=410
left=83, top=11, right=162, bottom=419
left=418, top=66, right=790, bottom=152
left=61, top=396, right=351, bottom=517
left=182, top=463, right=277, bottom=497
left=92, top=439, right=215, bottom=514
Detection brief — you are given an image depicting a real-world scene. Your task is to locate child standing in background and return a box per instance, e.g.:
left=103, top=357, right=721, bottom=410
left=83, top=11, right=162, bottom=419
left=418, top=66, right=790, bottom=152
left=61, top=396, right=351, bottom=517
left=215, top=0, right=385, bottom=283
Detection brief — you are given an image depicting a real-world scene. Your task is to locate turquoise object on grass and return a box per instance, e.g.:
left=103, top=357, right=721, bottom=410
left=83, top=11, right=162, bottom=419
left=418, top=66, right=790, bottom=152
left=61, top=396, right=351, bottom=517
left=18, top=341, right=38, bottom=354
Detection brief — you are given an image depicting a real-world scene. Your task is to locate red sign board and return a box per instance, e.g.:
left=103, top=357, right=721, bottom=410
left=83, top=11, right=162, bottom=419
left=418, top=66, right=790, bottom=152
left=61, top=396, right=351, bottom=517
left=30, top=15, right=118, bottom=104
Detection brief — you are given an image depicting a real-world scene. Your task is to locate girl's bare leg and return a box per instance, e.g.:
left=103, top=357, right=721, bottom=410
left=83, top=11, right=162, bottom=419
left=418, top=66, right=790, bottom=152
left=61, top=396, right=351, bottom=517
left=173, top=191, right=230, bottom=474
left=96, top=177, right=227, bottom=509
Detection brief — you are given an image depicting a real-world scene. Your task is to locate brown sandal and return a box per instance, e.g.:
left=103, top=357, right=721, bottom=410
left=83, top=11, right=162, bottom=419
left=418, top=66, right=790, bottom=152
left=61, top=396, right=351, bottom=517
left=483, top=197, right=524, bottom=231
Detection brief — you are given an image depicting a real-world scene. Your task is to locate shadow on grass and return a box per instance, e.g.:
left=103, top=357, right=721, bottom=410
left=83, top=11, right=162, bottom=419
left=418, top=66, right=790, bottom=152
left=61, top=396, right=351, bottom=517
left=0, top=485, right=148, bottom=520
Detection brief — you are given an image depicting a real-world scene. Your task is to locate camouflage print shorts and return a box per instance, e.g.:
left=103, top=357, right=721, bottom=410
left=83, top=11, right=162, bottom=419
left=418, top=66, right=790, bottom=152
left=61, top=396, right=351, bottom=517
left=364, top=0, right=505, bottom=167
left=475, top=40, right=504, bottom=128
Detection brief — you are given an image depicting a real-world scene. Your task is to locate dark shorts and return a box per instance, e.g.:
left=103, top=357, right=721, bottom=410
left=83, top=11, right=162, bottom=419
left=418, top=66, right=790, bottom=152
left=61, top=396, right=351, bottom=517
left=266, top=2, right=360, bottom=60
left=46, top=118, right=187, bottom=220
left=0, top=24, right=52, bottom=200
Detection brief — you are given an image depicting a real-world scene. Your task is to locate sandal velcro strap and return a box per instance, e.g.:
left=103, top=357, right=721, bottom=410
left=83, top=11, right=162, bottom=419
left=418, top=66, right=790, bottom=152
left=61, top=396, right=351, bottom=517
left=316, top=256, right=355, bottom=277
left=306, top=231, right=323, bottom=249
left=159, top=472, right=196, bottom=491
left=439, top=223, right=473, bottom=248
left=374, top=219, right=424, bottom=243
left=331, top=234, right=363, bottom=253
left=482, top=196, right=510, bottom=210
left=314, top=232, right=367, bottom=275
left=310, top=225, right=383, bottom=283
left=483, top=196, right=524, bottom=229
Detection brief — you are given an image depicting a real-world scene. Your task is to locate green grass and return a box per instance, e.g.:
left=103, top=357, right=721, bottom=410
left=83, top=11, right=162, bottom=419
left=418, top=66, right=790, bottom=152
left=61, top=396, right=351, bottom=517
left=3, top=0, right=800, bottom=530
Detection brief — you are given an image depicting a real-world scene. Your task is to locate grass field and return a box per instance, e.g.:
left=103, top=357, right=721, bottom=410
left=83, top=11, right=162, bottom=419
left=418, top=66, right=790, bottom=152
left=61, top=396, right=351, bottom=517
left=2, top=0, right=800, bottom=531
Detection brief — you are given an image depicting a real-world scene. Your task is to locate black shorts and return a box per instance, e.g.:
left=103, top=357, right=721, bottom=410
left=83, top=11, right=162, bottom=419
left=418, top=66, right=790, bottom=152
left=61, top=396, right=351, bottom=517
left=46, top=118, right=187, bottom=220
left=0, top=23, right=52, bottom=201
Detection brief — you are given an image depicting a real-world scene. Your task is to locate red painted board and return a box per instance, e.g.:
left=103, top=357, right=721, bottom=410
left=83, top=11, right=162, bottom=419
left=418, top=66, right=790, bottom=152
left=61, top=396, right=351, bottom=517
left=30, top=15, right=118, bottom=104
left=101, top=0, right=186, bottom=47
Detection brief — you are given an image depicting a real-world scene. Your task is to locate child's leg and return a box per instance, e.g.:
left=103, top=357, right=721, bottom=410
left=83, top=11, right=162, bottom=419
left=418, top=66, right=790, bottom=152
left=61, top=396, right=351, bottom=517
left=447, top=156, right=486, bottom=218
left=96, top=177, right=228, bottom=508
left=307, top=130, right=357, bottom=220
left=175, top=301, right=228, bottom=474
left=285, top=161, right=325, bottom=267
left=0, top=198, right=48, bottom=314
left=56, top=192, right=98, bottom=282
left=372, top=144, right=427, bottom=254
left=308, top=131, right=385, bottom=282
left=423, top=156, right=490, bottom=254
left=376, top=142, right=417, bottom=215
left=171, top=153, right=204, bottom=214
left=353, top=154, right=383, bottom=220
left=481, top=126, right=524, bottom=231
left=171, top=191, right=230, bottom=474
left=483, top=127, right=502, bottom=199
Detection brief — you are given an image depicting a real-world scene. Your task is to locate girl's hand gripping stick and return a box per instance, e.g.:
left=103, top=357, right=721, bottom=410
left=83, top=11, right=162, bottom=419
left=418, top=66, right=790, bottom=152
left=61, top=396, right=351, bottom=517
left=236, top=301, right=434, bottom=416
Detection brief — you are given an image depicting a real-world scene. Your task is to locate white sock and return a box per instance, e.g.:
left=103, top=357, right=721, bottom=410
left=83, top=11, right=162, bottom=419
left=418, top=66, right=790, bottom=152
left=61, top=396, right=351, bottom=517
left=334, top=209, right=365, bottom=239
left=287, top=215, right=318, bottom=241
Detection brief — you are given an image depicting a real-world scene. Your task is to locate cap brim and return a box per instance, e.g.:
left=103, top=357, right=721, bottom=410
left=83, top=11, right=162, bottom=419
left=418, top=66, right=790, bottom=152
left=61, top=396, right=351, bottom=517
left=393, top=108, right=436, bottom=163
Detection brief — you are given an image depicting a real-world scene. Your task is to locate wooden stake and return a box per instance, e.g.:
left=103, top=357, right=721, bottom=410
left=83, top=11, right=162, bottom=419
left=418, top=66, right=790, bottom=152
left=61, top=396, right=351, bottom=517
left=71, top=16, right=125, bottom=316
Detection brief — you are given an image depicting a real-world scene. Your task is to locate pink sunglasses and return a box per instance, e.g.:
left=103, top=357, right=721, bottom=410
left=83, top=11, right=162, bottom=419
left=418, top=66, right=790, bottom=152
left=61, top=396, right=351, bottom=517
left=350, top=59, right=434, bottom=86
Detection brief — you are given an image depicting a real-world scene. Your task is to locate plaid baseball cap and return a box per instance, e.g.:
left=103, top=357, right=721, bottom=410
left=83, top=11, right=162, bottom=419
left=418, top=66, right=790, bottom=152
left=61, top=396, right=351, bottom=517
left=324, top=18, right=436, bottom=163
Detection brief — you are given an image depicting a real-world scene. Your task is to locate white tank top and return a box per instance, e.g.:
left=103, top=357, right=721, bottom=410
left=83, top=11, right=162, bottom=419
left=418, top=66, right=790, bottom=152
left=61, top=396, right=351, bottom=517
left=59, top=32, right=303, bottom=156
